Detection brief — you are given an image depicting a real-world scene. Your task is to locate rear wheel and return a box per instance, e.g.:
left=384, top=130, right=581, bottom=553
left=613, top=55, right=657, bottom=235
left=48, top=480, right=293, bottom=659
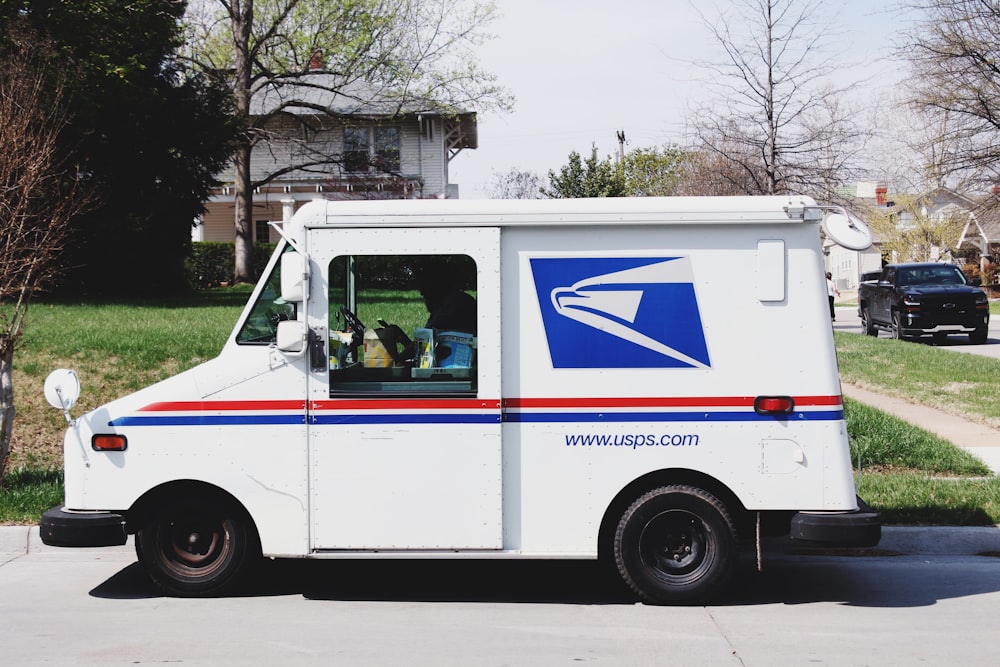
left=613, top=485, right=737, bottom=605
left=135, top=494, right=257, bottom=597
left=970, top=326, right=988, bottom=344
left=861, top=308, right=877, bottom=336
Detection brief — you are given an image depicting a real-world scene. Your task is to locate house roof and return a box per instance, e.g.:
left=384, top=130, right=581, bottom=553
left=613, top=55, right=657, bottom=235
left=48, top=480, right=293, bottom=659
left=250, top=73, right=470, bottom=120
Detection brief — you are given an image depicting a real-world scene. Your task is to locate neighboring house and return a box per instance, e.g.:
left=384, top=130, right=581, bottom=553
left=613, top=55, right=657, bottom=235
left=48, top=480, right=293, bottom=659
left=826, top=184, right=999, bottom=289
left=958, top=192, right=1000, bottom=267
left=195, top=75, right=478, bottom=243
left=824, top=182, right=885, bottom=290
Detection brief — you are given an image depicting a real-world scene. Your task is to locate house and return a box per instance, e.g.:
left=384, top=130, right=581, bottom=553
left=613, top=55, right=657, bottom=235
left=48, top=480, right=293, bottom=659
left=824, top=182, right=886, bottom=290
left=958, top=192, right=1000, bottom=271
left=826, top=184, right=1000, bottom=289
left=195, top=75, right=478, bottom=243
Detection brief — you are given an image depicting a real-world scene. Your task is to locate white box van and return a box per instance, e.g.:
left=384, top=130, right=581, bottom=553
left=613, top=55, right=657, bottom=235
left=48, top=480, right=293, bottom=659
left=41, top=196, right=879, bottom=604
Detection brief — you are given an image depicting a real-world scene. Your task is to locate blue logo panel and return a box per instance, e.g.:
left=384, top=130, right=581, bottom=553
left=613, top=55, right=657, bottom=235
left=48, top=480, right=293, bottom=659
left=529, top=256, right=711, bottom=369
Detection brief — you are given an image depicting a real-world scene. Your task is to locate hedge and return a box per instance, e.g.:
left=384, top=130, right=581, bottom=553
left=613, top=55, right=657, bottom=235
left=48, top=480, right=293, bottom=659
left=185, top=242, right=277, bottom=289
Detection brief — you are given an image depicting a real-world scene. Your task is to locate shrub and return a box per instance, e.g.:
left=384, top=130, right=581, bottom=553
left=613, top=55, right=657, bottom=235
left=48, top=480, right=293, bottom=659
left=185, top=242, right=277, bottom=289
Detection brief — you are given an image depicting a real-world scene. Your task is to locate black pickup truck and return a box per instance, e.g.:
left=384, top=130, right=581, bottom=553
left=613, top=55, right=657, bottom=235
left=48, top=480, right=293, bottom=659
left=857, top=262, right=990, bottom=344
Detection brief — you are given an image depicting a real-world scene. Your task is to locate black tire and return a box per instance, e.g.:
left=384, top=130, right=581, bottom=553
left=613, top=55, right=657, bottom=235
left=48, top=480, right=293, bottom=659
left=933, top=332, right=948, bottom=346
left=970, top=326, right=988, bottom=345
left=891, top=311, right=905, bottom=341
left=135, top=494, right=257, bottom=597
left=613, top=485, right=737, bottom=605
left=861, top=308, right=877, bottom=336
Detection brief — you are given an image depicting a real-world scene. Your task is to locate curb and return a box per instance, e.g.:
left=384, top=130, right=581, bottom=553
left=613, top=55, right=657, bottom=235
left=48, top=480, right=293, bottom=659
left=3, top=525, right=999, bottom=557
left=0, top=526, right=133, bottom=555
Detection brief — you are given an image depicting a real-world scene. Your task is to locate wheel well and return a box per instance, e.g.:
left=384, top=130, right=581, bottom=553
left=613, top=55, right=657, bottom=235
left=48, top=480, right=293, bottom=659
left=597, top=469, right=752, bottom=562
left=124, top=480, right=260, bottom=547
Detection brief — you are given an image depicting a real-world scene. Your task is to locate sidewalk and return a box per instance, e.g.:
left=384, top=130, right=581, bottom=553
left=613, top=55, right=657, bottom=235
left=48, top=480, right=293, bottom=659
left=841, top=383, right=1000, bottom=474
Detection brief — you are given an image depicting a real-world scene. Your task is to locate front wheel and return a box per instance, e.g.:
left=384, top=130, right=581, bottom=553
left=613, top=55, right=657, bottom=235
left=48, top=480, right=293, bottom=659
left=891, top=312, right=906, bottom=341
left=135, top=494, right=257, bottom=597
left=613, top=485, right=737, bottom=605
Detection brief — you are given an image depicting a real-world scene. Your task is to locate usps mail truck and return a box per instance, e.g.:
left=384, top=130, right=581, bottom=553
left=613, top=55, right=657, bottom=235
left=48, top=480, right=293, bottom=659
left=41, top=196, right=879, bottom=604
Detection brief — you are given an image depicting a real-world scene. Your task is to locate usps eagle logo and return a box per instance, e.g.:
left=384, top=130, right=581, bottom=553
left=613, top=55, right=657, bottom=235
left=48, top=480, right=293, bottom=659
left=529, top=256, right=711, bottom=369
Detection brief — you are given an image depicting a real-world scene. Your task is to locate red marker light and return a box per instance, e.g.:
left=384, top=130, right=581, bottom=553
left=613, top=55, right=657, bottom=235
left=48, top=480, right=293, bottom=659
left=92, top=434, right=127, bottom=451
left=754, top=396, right=794, bottom=415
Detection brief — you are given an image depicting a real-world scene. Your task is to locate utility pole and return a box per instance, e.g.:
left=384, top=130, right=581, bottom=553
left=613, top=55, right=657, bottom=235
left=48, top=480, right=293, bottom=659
left=617, top=130, right=626, bottom=167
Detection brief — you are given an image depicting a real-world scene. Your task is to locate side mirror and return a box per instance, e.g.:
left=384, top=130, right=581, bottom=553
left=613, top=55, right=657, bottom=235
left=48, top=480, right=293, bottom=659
left=44, top=369, right=81, bottom=413
left=276, top=320, right=306, bottom=353
left=280, top=252, right=306, bottom=302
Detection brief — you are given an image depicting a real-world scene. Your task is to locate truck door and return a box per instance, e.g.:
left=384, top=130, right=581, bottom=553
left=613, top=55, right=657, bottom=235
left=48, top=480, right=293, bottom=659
left=306, top=227, right=502, bottom=550
left=873, top=267, right=895, bottom=322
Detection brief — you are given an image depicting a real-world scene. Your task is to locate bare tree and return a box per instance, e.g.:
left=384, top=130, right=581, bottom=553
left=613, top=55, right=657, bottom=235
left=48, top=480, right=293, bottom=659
left=687, top=0, right=869, bottom=197
left=906, top=0, right=1000, bottom=191
left=184, top=0, right=512, bottom=282
left=0, top=31, right=91, bottom=479
left=487, top=168, right=544, bottom=199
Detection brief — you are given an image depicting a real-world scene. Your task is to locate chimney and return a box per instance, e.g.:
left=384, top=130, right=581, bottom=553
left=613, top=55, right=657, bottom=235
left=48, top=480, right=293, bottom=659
left=308, top=49, right=324, bottom=72
left=876, top=186, right=888, bottom=206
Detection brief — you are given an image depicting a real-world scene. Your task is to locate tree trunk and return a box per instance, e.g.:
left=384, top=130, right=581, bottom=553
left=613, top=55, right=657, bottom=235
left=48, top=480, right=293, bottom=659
left=0, top=339, right=15, bottom=483
left=231, top=0, right=255, bottom=284
left=233, top=143, right=254, bottom=284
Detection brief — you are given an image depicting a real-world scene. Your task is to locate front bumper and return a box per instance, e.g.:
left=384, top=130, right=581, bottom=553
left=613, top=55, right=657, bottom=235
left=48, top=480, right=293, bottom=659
left=40, top=506, right=127, bottom=547
left=789, top=497, right=881, bottom=547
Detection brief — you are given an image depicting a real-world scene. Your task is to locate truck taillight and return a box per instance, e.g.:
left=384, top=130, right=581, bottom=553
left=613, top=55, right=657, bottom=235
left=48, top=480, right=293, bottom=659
left=92, top=434, right=127, bottom=451
left=754, top=396, right=794, bottom=415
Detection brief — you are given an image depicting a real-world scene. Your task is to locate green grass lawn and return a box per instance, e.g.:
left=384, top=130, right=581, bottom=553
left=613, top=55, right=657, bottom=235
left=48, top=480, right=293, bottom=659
left=2, top=291, right=999, bottom=525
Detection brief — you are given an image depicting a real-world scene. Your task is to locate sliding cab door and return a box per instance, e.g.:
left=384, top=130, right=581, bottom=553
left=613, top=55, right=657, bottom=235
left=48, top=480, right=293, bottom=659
left=308, top=227, right=502, bottom=550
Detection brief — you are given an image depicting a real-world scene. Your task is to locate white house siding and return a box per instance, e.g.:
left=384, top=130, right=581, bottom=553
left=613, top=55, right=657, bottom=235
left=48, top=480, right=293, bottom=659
left=198, top=114, right=460, bottom=242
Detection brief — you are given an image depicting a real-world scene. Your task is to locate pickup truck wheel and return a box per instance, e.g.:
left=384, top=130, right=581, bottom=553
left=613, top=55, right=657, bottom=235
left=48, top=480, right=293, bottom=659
left=861, top=308, right=877, bottom=336
left=891, top=312, right=906, bottom=341
left=970, top=326, right=988, bottom=345
left=135, top=494, right=257, bottom=597
left=613, top=485, right=737, bottom=605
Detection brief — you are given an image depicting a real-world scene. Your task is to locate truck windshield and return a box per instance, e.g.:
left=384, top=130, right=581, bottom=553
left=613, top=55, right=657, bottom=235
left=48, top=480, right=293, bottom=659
left=898, top=266, right=966, bottom=286
left=235, top=246, right=297, bottom=344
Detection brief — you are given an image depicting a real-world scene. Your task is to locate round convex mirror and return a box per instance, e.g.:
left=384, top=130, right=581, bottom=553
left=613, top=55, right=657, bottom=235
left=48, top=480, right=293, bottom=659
left=44, top=369, right=81, bottom=412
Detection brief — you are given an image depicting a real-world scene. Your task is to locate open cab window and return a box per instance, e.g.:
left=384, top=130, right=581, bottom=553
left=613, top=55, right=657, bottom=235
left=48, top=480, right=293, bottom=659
left=236, top=246, right=297, bottom=344
left=328, top=254, right=478, bottom=396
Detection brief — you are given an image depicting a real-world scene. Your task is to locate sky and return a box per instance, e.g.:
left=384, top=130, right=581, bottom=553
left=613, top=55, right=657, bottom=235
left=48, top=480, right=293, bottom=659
left=449, top=0, right=909, bottom=198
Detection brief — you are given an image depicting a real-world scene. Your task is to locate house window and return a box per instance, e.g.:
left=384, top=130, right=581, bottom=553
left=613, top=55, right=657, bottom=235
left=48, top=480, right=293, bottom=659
left=374, top=127, right=400, bottom=172
left=254, top=220, right=270, bottom=242
left=343, top=126, right=401, bottom=173
left=343, top=127, right=370, bottom=172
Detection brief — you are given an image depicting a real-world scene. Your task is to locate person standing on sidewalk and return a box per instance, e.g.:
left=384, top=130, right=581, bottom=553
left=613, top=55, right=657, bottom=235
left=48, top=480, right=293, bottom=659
left=826, top=272, right=840, bottom=321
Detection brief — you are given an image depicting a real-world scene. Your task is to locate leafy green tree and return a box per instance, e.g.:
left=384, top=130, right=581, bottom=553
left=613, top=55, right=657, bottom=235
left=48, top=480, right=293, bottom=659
left=543, top=146, right=626, bottom=199
left=0, top=0, right=236, bottom=295
left=623, top=145, right=687, bottom=196
left=863, top=194, right=967, bottom=263
left=183, top=0, right=512, bottom=282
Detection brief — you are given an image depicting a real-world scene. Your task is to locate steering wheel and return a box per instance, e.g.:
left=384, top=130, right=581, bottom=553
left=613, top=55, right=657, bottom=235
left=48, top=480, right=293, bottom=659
left=339, top=306, right=366, bottom=347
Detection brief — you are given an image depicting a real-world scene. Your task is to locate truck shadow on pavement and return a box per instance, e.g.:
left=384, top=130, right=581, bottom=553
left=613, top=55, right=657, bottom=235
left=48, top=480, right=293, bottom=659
left=89, top=548, right=1000, bottom=608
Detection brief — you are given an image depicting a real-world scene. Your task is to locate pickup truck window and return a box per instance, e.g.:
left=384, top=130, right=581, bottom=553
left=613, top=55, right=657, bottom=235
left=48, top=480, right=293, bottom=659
left=328, top=254, right=478, bottom=396
left=897, top=265, right=966, bottom=286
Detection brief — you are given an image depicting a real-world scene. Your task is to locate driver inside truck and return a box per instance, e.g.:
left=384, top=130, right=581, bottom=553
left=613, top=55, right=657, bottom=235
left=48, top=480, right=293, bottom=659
left=415, top=259, right=477, bottom=335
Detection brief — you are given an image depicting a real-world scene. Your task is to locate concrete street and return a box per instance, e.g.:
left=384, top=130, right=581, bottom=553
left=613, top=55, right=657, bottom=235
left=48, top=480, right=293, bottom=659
left=2, top=527, right=1000, bottom=666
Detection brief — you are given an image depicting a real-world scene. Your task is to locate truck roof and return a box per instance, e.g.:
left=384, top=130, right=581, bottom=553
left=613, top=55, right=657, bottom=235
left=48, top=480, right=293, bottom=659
left=282, top=196, right=821, bottom=229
